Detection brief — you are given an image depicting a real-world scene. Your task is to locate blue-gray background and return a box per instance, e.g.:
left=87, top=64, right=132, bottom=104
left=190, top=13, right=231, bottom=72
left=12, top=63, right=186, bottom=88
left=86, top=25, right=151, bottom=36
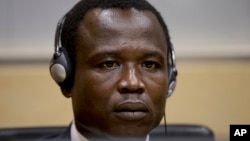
left=0, top=0, right=249, bottom=60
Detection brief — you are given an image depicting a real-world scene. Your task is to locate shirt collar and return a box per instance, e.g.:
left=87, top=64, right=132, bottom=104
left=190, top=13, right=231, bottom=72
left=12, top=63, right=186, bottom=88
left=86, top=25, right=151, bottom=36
left=71, top=121, right=89, bottom=141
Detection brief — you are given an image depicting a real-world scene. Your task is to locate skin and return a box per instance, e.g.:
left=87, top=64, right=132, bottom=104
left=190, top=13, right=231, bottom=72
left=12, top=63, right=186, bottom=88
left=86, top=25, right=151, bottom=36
left=62, top=8, right=169, bottom=140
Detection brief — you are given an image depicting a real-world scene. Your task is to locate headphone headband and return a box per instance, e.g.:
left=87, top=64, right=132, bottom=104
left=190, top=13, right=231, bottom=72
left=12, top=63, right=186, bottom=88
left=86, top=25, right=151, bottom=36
left=55, top=16, right=66, bottom=54
left=169, top=43, right=178, bottom=77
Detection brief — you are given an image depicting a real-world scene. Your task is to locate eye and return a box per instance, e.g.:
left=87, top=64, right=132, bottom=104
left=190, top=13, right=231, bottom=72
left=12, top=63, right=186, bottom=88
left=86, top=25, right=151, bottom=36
left=98, top=61, right=119, bottom=69
left=142, top=61, right=160, bottom=70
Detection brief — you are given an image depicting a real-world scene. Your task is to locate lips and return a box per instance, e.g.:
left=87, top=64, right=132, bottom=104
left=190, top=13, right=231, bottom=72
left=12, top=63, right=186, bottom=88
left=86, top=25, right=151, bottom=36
left=114, top=101, right=149, bottom=121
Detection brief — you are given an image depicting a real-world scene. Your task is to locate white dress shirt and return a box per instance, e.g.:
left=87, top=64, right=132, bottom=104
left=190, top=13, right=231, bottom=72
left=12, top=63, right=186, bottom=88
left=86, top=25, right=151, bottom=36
left=71, top=121, right=89, bottom=141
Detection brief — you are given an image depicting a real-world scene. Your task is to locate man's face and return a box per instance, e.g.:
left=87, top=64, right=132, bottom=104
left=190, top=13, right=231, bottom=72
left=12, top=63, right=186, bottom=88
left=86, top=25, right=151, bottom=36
left=71, top=8, right=168, bottom=138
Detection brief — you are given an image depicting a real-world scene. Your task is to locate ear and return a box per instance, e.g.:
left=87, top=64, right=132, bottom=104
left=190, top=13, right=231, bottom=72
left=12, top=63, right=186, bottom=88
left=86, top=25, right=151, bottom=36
left=60, top=87, right=72, bottom=98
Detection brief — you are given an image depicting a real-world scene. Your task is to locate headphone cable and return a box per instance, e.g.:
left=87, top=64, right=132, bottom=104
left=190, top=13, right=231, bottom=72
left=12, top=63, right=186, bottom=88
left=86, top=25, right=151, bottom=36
left=164, top=111, right=167, bottom=135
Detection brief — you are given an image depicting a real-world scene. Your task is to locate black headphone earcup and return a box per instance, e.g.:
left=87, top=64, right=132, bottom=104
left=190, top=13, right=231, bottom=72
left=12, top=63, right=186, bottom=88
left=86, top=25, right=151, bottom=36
left=49, top=47, right=72, bottom=88
left=166, top=66, right=177, bottom=97
left=167, top=80, right=176, bottom=97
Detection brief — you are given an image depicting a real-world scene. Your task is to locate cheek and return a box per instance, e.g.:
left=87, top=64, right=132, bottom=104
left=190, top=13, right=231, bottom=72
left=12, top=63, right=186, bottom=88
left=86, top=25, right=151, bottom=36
left=145, top=76, right=168, bottom=116
left=150, top=90, right=166, bottom=126
left=71, top=70, right=116, bottom=117
left=150, top=88, right=166, bottom=113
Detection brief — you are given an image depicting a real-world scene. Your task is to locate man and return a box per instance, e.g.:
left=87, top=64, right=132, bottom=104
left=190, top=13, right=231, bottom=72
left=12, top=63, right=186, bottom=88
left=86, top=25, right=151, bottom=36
left=48, top=0, right=177, bottom=140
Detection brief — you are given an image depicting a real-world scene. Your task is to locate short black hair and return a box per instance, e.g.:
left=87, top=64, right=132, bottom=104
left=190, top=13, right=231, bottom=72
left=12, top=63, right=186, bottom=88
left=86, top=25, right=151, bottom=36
left=61, top=0, right=171, bottom=74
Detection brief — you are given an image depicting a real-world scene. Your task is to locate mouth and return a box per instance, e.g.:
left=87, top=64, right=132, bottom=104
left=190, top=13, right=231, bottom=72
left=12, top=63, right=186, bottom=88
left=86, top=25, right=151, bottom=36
left=114, top=101, right=149, bottom=121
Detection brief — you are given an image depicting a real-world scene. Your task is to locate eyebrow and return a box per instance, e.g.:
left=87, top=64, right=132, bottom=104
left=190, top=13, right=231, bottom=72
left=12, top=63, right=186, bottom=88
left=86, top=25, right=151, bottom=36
left=89, top=50, right=118, bottom=58
left=86, top=50, right=118, bottom=63
left=87, top=50, right=166, bottom=62
left=143, top=51, right=165, bottom=59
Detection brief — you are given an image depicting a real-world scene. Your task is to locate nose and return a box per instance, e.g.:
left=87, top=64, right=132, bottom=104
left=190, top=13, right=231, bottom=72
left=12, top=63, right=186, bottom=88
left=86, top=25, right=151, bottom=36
left=117, top=67, right=145, bottom=94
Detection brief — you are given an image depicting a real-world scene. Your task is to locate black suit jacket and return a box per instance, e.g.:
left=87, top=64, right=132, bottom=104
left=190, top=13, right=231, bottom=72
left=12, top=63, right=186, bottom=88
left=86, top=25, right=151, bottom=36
left=35, top=125, right=71, bottom=141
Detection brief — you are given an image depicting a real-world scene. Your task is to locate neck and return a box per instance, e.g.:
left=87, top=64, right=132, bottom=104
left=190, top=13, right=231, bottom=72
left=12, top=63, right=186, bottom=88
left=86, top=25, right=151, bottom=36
left=74, top=121, right=148, bottom=141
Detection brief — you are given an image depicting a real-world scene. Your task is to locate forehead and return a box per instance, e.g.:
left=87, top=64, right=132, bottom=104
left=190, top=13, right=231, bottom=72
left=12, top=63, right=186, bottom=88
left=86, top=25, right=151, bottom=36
left=84, top=8, right=157, bottom=33
left=76, top=8, right=167, bottom=53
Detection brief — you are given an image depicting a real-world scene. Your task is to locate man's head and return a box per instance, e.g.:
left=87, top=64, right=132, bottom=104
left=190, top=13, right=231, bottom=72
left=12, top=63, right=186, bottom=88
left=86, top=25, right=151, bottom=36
left=50, top=0, right=177, bottom=139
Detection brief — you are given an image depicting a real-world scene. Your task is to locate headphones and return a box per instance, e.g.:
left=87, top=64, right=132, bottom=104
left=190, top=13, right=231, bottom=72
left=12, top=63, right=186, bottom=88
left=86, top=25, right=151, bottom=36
left=49, top=16, right=72, bottom=88
left=49, top=15, right=178, bottom=97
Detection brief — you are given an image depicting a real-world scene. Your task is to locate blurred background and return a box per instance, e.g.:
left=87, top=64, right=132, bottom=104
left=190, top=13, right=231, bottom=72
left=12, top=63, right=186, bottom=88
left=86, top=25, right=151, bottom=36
left=0, top=0, right=250, bottom=141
